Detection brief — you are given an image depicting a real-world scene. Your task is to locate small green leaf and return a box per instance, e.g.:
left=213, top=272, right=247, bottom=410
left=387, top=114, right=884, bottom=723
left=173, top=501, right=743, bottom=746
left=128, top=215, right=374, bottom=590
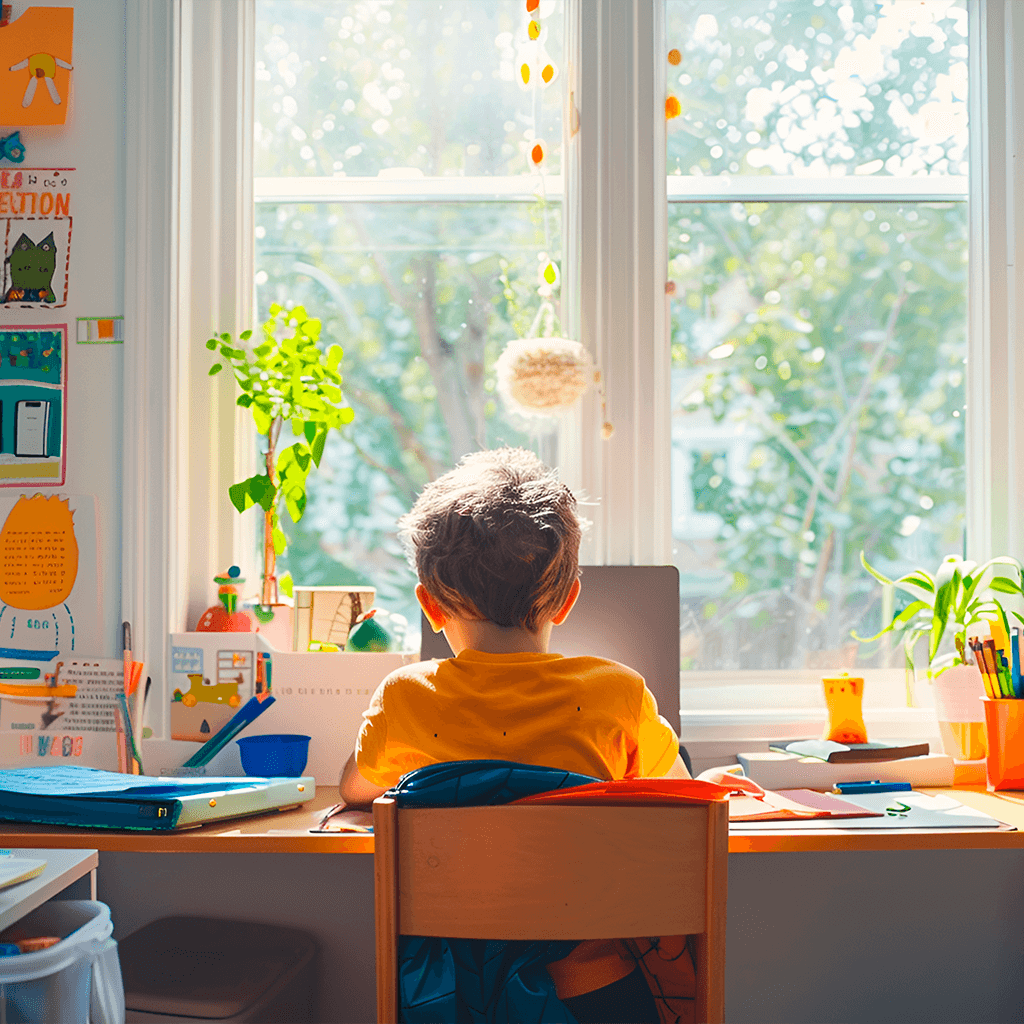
left=240, top=329, right=252, bottom=341
left=272, top=526, right=287, bottom=556
left=228, top=480, right=253, bottom=514
left=220, top=332, right=230, bottom=342
left=206, top=338, right=218, bottom=350
left=860, top=552, right=894, bottom=586
left=279, top=572, right=294, bottom=598
left=208, top=363, right=223, bottom=375
left=252, top=406, right=271, bottom=436
left=303, top=421, right=317, bottom=444
left=236, top=394, right=254, bottom=408
left=340, top=406, right=355, bottom=424
left=990, top=577, right=1020, bottom=594
left=311, top=427, right=328, bottom=467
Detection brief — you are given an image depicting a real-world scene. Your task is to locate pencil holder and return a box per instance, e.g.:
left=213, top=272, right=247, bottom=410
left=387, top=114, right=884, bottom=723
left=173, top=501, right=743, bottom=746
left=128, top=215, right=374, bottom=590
left=982, top=698, right=1024, bottom=791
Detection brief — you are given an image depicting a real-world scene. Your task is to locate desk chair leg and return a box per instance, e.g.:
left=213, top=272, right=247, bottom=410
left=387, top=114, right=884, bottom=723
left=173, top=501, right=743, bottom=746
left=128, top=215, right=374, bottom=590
left=374, top=797, right=399, bottom=1024
left=696, top=801, right=728, bottom=1024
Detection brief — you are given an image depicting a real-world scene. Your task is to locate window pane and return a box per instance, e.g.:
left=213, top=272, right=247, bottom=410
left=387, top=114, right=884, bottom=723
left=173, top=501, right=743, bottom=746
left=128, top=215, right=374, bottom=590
left=256, top=200, right=562, bottom=629
left=256, top=0, right=563, bottom=178
left=665, top=0, right=968, bottom=178
left=669, top=201, right=967, bottom=691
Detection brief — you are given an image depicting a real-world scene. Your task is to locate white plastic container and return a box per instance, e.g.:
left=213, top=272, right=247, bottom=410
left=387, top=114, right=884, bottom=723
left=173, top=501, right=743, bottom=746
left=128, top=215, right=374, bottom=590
left=0, top=900, right=125, bottom=1024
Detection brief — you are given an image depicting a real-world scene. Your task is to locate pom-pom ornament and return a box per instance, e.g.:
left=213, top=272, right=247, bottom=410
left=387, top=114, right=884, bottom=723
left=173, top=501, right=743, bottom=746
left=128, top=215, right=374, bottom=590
left=495, top=337, right=593, bottom=418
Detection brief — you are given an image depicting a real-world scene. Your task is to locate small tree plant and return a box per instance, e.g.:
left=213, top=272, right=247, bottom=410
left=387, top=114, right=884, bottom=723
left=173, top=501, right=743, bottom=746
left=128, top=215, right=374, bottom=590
left=207, top=303, right=354, bottom=610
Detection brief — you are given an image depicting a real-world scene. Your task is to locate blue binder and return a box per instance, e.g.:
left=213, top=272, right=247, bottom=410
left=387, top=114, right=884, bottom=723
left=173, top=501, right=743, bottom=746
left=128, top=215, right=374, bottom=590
left=0, top=766, right=315, bottom=831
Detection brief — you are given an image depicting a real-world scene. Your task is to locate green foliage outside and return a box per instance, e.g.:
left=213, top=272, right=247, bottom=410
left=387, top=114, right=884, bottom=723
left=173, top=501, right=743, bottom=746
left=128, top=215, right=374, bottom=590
left=254, top=1, right=563, bottom=627
left=665, top=1, right=969, bottom=677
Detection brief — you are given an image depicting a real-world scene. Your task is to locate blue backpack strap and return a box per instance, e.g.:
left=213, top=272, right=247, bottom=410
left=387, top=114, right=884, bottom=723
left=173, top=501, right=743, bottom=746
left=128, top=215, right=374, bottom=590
left=388, top=759, right=600, bottom=808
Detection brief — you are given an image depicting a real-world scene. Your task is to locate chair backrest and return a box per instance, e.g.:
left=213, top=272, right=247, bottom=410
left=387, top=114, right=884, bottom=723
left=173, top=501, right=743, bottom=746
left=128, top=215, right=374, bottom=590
left=373, top=797, right=728, bottom=1024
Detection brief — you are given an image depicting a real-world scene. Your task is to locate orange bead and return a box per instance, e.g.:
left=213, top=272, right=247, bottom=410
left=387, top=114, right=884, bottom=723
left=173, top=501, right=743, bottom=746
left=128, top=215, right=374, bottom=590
left=526, top=0, right=539, bottom=10
left=528, top=18, right=541, bottom=39
left=531, top=142, right=544, bottom=164
left=541, top=63, right=555, bottom=83
left=668, top=48, right=682, bottom=65
left=521, top=63, right=531, bottom=84
left=665, top=95, right=681, bottom=119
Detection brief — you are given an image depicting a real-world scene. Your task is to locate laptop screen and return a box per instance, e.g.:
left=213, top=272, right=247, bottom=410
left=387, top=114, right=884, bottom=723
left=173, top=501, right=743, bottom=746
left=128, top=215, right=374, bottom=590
left=419, top=565, right=681, bottom=731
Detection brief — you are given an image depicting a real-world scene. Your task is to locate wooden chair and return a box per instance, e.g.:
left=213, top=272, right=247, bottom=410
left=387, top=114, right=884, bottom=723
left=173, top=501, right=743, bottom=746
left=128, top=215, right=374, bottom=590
left=373, top=796, right=728, bottom=1024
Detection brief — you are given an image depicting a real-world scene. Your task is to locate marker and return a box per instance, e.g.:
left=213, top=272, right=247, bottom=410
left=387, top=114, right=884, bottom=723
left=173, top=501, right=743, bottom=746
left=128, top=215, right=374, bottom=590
left=833, top=781, right=912, bottom=795
left=1013, top=628, right=1021, bottom=697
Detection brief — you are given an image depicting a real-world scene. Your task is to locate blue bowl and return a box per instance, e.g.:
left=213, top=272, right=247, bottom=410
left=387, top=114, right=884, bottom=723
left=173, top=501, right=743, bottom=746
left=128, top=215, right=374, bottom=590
left=236, top=734, right=310, bottom=777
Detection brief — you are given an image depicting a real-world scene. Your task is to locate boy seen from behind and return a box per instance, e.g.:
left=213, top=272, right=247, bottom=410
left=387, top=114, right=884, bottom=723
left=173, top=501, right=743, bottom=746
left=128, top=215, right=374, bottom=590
left=339, top=447, right=761, bottom=1023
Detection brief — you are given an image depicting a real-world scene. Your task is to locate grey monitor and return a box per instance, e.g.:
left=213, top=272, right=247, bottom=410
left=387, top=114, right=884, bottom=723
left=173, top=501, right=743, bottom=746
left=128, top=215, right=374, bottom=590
left=419, top=565, right=681, bottom=731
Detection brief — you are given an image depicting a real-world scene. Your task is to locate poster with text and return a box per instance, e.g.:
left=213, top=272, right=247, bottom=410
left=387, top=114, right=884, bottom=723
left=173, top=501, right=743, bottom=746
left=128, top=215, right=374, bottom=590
left=0, top=168, right=73, bottom=308
left=0, top=323, right=66, bottom=486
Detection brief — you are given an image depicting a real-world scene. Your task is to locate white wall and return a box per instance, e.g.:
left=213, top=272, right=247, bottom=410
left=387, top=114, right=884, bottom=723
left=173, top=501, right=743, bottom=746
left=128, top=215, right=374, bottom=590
left=0, top=0, right=127, bottom=656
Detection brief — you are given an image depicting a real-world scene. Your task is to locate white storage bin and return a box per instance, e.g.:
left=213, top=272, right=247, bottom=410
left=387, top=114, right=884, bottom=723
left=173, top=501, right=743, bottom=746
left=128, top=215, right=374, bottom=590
left=0, top=899, right=125, bottom=1024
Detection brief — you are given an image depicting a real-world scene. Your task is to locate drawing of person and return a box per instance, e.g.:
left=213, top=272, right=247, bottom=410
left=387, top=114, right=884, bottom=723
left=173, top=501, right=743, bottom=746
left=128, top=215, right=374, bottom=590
left=9, top=53, right=73, bottom=107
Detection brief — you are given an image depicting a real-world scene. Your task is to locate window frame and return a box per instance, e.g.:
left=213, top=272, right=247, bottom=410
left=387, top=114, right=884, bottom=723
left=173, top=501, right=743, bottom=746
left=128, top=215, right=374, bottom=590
left=126, top=0, right=1023, bottom=751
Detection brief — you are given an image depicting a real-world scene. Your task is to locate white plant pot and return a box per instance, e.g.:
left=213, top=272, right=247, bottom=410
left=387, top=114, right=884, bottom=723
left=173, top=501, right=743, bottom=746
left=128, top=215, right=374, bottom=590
left=932, top=663, right=987, bottom=761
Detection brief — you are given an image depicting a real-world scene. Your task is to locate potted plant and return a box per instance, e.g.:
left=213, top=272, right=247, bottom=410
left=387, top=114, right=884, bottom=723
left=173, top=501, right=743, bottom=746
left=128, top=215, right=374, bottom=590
left=854, top=553, right=1024, bottom=755
left=207, top=303, right=355, bottom=618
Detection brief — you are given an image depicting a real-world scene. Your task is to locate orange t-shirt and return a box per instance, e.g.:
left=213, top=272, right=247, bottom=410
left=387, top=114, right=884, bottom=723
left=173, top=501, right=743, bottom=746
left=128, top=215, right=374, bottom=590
left=355, top=649, right=679, bottom=786
left=354, top=649, right=681, bottom=1001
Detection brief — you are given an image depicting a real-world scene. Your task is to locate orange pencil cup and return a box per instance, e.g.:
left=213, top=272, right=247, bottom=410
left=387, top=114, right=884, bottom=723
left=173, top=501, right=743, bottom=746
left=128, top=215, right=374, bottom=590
left=982, top=698, right=1024, bottom=790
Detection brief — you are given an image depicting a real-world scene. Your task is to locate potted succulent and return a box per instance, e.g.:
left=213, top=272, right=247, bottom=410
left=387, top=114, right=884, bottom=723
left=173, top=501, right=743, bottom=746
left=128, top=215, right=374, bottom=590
left=207, top=303, right=355, bottom=619
left=854, top=553, right=1024, bottom=734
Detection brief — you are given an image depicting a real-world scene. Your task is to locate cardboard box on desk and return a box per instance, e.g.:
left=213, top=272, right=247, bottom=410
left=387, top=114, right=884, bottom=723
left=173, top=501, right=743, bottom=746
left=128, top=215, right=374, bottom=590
left=168, top=633, right=416, bottom=784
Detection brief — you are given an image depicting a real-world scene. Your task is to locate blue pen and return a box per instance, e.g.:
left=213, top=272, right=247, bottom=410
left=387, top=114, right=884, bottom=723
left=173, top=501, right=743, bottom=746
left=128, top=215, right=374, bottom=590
left=833, top=781, right=912, bottom=795
left=1013, top=629, right=1021, bottom=698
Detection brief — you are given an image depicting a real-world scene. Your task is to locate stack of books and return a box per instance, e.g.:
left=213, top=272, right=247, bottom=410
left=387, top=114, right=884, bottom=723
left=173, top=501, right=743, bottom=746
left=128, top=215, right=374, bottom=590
left=737, top=739, right=954, bottom=790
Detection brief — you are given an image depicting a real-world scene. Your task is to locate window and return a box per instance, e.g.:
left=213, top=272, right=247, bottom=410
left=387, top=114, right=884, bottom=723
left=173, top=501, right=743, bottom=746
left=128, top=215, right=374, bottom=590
left=124, top=0, right=1024, bottom=745
left=253, top=0, right=565, bottom=638
left=665, top=1, right=970, bottom=714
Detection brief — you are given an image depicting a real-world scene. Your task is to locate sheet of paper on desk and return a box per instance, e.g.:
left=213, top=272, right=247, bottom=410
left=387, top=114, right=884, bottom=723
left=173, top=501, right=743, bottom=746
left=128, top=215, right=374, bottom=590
left=729, top=789, right=884, bottom=822
left=731, top=791, right=1010, bottom=830
left=0, top=765, right=267, bottom=796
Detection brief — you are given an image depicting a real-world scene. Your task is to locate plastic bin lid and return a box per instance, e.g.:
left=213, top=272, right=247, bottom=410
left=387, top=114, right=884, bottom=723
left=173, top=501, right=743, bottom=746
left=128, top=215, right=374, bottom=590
left=119, top=916, right=317, bottom=1019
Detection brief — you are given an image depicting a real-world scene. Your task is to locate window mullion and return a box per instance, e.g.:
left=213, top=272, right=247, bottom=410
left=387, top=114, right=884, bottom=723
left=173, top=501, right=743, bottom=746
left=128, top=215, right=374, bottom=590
left=571, top=0, right=671, bottom=567
left=968, top=0, right=1024, bottom=562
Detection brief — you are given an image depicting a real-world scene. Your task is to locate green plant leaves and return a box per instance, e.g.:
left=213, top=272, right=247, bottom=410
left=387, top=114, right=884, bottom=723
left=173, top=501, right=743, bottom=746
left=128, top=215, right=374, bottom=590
left=228, top=473, right=276, bottom=515
left=207, top=306, right=357, bottom=576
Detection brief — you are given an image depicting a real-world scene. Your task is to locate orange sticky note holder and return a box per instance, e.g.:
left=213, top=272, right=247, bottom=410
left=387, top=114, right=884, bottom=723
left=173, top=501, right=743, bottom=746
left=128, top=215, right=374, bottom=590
left=822, top=674, right=868, bottom=744
left=982, top=697, right=1024, bottom=791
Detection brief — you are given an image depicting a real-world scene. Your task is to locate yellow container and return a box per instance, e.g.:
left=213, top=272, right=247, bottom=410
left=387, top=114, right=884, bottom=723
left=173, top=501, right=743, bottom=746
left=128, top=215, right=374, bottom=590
left=982, top=698, right=1024, bottom=790
left=937, top=720, right=987, bottom=761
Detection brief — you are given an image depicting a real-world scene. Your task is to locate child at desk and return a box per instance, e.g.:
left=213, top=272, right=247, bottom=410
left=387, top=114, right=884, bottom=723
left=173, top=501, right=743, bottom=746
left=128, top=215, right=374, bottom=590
left=338, top=447, right=762, bottom=1024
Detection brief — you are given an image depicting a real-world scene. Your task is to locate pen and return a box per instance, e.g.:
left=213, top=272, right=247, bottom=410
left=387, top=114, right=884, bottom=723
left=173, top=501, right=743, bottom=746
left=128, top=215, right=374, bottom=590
left=122, top=622, right=137, bottom=772
left=1011, top=626, right=1019, bottom=700
left=833, top=781, right=912, bottom=794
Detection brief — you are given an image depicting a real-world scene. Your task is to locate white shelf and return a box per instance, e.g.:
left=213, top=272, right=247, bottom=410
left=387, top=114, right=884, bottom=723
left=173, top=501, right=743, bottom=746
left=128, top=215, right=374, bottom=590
left=0, top=847, right=98, bottom=932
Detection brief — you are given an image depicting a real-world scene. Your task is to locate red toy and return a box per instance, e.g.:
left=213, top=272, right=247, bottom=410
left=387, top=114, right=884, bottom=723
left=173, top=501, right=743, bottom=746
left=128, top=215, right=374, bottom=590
left=195, top=565, right=253, bottom=632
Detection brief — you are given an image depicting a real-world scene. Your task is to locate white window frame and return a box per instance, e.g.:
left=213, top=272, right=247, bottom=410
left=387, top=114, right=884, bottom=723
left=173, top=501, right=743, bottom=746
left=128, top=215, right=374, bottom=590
left=126, top=0, right=1024, bottom=754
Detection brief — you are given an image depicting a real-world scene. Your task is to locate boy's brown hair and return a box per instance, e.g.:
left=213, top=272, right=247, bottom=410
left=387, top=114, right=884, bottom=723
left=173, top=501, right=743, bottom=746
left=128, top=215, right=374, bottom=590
left=397, top=447, right=584, bottom=632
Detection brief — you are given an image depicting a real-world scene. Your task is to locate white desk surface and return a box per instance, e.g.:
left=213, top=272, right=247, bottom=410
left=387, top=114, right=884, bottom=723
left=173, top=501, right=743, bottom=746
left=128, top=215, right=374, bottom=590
left=0, top=847, right=98, bottom=932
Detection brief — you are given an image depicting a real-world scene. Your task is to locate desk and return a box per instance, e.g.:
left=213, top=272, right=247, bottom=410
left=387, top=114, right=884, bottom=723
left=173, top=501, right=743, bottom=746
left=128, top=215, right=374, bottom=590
left=0, top=788, right=1019, bottom=856
left=0, top=789, right=1022, bottom=1024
